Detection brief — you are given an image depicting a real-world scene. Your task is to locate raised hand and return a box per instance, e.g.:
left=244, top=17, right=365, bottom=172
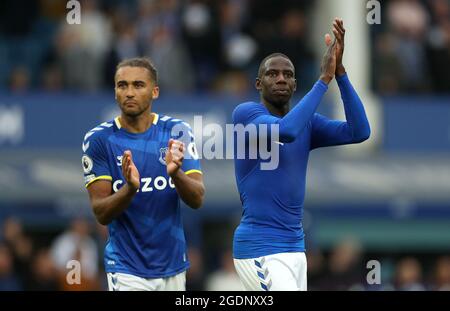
left=122, top=150, right=140, bottom=191
left=166, top=139, right=185, bottom=177
left=319, top=32, right=337, bottom=84
left=332, top=18, right=346, bottom=76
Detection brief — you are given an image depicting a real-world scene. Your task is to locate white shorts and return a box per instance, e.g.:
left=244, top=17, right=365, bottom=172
left=233, top=252, right=307, bottom=291
left=107, top=271, right=186, bottom=291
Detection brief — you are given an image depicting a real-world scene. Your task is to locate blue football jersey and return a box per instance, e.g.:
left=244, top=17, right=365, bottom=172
left=232, top=103, right=309, bottom=259
left=81, top=113, right=201, bottom=278
left=232, top=75, right=370, bottom=259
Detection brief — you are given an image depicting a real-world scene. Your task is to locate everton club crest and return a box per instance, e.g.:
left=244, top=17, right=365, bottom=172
left=159, top=147, right=168, bottom=165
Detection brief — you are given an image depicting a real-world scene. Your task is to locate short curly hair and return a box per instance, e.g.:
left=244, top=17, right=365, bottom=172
left=257, top=53, right=293, bottom=78
left=116, top=57, right=158, bottom=84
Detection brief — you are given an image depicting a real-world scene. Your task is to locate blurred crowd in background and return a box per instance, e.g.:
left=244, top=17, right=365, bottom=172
left=1, top=217, right=449, bottom=291
left=373, top=0, right=450, bottom=94
left=0, top=0, right=317, bottom=95
left=1, top=0, right=449, bottom=95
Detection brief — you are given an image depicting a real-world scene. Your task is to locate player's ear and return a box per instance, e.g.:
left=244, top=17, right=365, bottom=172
left=293, top=79, right=297, bottom=92
left=255, top=78, right=262, bottom=91
left=152, top=86, right=159, bottom=99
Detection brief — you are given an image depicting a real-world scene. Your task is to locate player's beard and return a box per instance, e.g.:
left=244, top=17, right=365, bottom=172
left=121, top=102, right=150, bottom=118
left=264, top=93, right=291, bottom=108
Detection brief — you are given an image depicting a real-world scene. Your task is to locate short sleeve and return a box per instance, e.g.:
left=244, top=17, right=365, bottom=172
left=170, top=121, right=202, bottom=175
left=82, top=134, right=112, bottom=187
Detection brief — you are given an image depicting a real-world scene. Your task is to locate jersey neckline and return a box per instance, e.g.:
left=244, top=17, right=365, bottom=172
left=114, top=113, right=159, bottom=137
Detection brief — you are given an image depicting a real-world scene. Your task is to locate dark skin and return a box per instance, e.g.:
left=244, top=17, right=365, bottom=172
left=256, top=57, right=297, bottom=117
left=256, top=18, right=346, bottom=117
left=87, top=66, right=205, bottom=226
left=333, top=18, right=346, bottom=76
